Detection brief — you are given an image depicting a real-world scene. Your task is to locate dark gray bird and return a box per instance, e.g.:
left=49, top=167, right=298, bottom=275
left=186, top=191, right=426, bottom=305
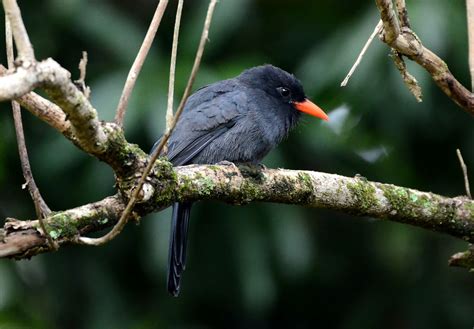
left=155, top=64, right=328, bottom=297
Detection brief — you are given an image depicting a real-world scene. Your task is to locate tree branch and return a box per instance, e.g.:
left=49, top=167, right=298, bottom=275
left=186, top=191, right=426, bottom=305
left=341, top=19, right=382, bottom=87
left=114, top=0, right=169, bottom=127
left=375, top=0, right=474, bottom=115
left=5, top=14, right=56, bottom=249
left=2, top=0, right=34, bottom=62
left=0, top=59, right=107, bottom=153
left=457, top=149, right=472, bottom=199
left=78, top=0, right=219, bottom=246
left=394, top=0, right=411, bottom=29
left=0, top=0, right=472, bottom=278
left=467, top=0, right=474, bottom=91
left=0, top=195, right=125, bottom=258
left=1, top=164, right=473, bottom=260
left=0, top=64, right=72, bottom=136
left=165, top=0, right=184, bottom=132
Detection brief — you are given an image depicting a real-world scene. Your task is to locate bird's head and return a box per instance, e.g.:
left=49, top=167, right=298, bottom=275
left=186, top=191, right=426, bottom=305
left=238, top=65, right=328, bottom=121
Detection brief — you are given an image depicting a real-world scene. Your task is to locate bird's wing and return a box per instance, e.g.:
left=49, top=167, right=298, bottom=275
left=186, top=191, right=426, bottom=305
left=167, top=122, right=234, bottom=166
left=166, top=88, right=246, bottom=166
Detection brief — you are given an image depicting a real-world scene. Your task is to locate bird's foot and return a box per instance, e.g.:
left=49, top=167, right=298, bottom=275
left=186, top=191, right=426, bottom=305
left=215, top=160, right=239, bottom=172
left=237, top=163, right=266, bottom=182
left=257, top=163, right=268, bottom=170
left=354, top=173, right=368, bottom=181
left=216, top=160, right=236, bottom=167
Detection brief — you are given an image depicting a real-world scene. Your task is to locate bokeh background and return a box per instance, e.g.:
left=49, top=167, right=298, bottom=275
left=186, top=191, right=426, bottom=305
left=0, top=0, right=473, bottom=328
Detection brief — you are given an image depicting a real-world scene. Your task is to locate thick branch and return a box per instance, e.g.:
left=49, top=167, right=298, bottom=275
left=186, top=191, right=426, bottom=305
left=0, top=195, right=125, bottom=259
left=0, top=59, right=107, bottom=152
left=0, top=64, right=72, bottom=136
left=375, top=0, right=474, bottom=115
left=2, top=164, right=473, bottom=259
left=17, top=91, right=73, bottom=137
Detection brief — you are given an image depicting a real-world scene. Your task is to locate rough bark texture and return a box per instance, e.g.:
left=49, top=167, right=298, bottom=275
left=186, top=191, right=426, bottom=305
left=375, top=0, right=474, bottom=115
left=1, top=163, right=473, bottom=261
left=0, top=0, right=472, bottom=272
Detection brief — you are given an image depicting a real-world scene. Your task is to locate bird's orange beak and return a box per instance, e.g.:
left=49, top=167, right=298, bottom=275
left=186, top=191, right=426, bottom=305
left=293, top=99, right=329, bottom=121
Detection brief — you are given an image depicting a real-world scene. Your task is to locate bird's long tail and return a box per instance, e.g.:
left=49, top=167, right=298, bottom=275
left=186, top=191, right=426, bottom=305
left=167, top=201, right=192, bottom=297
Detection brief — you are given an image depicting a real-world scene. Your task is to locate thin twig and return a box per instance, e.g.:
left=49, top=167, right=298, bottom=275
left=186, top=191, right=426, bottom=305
left=341, top=20, right=382, bottom=87
left=456, top=149, right=472, bottom=199
left=165, top=0, right=185, bottom=137
left=5, top=15, right=57, bottom=250
left=2, top=0, right=35, bottom=62
left=78, top=0, right=219, bottom=246
left=75, top=51, right=90, bottom=99
left=114, top=0, right=169, bottom=128
left=467, top=0, right=474, bottom=91
left=390, top=49, right=422, bottom=102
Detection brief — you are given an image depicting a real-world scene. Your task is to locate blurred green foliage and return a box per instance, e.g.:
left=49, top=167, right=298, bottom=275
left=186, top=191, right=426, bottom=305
left=0, top=0, right=473, bottom=328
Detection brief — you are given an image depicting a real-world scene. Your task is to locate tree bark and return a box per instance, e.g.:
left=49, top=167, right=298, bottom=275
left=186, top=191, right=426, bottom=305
left=1, top=163, right=473, bottom=261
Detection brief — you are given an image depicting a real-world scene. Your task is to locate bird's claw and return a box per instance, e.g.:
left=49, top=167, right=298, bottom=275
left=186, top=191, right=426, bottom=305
left=354, top=173, right=368, bottom=181
left=216, top=160, right=237, bottom=167
left=257, top=163, right=268, bottom=170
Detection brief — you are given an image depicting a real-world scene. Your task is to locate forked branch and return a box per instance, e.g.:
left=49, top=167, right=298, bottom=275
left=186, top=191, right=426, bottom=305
left=375, top=0, right=474, bottom=115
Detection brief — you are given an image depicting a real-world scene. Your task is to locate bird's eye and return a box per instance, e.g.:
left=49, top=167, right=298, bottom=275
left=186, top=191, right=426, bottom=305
left=277, top=87, right=291, bottom=99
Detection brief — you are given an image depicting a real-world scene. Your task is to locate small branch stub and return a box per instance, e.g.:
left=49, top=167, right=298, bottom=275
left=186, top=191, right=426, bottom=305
left=390, top=49, right=422, bottom=102
left=449, top=244, right=474, bottom=271
left=456, top=148, right=472, bottom=199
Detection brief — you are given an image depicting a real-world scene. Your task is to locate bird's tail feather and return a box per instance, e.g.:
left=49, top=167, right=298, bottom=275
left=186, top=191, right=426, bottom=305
left=167, top=202, right=192, bottom=297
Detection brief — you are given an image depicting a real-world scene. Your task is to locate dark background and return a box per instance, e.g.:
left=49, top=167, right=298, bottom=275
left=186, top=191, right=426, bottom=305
left=0, top=0, right=473, bottom=328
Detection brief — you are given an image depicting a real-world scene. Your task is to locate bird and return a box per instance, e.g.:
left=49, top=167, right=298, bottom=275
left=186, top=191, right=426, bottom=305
left=154, top=64, right=328, bottom=297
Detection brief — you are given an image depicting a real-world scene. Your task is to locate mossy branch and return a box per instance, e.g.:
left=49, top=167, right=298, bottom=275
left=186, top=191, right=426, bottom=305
left=1, top=163, right=473, bottom=265
left=1, top=0, right=473, bottom=275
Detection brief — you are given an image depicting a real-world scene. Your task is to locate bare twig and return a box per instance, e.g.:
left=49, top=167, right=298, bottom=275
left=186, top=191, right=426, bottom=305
left=0, top=58, right=107, bottom=153
left=467, top=0, right=474, bottom=91
left=5, top=15, right=56, bottom=249
left=0, top=195, right=125, bottom=258
left=456, top=149, right=472, bottom=199
left=375, top=0, right=474, bottom=115
left=11, top=106, right=57, bottom=251
left=114, top=0, right=169, bottom=128
left=341, top=19, right=382, bottom=87
left=449, top=244, right=474, bottom=270
left=0, top=66, right=72, bottom=136
left=2, top=0, right=34, bottom=62
left=165, top=0, right=185, bottom=135
left=390, top=49, right=422, bottom=102
left=75, top=51, right=90, bottom=99
left=78, top=51, right=88, bottom=82
left=78, top=0, right=219, bottom=246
